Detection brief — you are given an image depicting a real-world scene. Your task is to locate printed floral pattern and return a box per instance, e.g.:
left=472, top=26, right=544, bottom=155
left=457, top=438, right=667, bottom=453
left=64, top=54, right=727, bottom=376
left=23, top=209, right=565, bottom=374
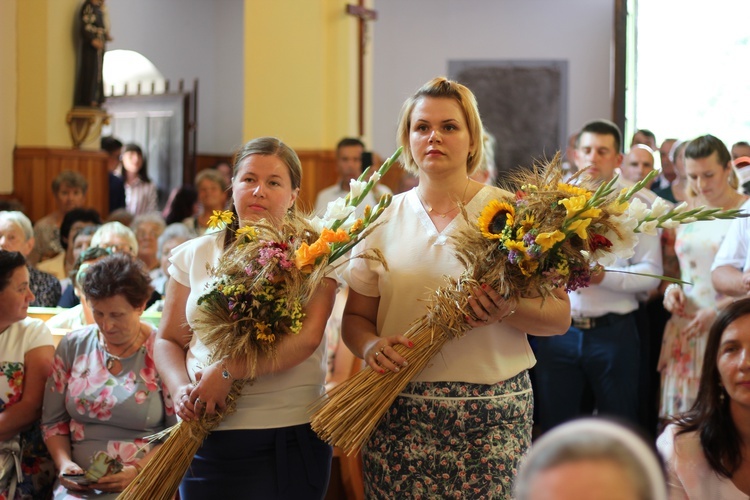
left=0, top=359, right=55, bottom=498
left=659, top=218, right=733, bottom=417
left=41, top=325, right=176, bottom=499
left=362, top=372, right=532, bottom=500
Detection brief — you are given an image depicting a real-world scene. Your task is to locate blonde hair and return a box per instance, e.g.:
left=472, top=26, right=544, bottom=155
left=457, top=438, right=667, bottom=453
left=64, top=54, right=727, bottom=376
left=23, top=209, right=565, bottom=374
left=396, top=77, right=484, bottom=175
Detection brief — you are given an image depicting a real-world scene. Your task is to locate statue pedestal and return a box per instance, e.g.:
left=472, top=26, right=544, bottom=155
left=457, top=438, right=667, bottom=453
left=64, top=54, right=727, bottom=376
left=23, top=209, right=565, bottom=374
left=65, top=107, right=110, bottom=149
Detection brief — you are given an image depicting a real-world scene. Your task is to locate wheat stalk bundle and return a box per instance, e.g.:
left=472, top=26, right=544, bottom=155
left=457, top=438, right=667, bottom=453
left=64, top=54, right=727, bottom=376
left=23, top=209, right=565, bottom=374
left=119, top=380, right=245, bottom=500
left=311, top=156, right=748, bottom=453
left=117, top=148, right=403, bottom=498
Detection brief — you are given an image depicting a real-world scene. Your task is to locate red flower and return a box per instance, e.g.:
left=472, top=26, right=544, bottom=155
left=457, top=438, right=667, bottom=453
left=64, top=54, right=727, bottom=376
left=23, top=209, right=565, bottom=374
left=589, top=233, right=613, bottom=252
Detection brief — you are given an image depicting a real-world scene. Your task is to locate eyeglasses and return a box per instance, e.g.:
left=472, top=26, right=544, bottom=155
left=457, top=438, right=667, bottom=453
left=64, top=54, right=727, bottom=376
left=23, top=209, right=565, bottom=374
left=80, top=246, right=112, bottom=261
left=136, top=229, right=160, bottom=239
left=103, top=244, right=133, bottom=254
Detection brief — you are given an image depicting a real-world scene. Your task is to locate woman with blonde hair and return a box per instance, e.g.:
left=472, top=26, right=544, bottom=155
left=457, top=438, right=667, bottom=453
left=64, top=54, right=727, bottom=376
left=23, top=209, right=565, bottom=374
left=341, top=77, right=570, bottom=498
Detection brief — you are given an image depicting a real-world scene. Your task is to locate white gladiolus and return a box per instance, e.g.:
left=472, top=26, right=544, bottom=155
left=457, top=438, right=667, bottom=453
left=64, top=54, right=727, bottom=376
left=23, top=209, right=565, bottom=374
left=605, top=212, right=638, bottom=261
left=649, top=197, right=671, bottom=218
left=681, top=216, right=697, bottom=223
left=308, top=216, right=327, bottom=233
left=627, top=197, right=650, bottom=220
left=348, top=179, right=369, bottom=201
left=660, top=219, right=680, bottom=229
left=672, top=201, right=689, bottom=214
left=639, top=220, right=659, bottom=235
left=369, top=171, right=381, bottom=184
left=324, top=197, right=356, bottom=222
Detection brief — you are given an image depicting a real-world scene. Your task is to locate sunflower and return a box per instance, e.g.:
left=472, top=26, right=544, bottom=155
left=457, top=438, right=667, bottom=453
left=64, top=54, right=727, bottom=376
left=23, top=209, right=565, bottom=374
left=478, top=200, right=515, bottom=239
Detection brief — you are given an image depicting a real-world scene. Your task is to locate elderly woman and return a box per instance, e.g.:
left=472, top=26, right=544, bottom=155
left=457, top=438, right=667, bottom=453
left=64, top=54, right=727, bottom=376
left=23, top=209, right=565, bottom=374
left=182, top=169, right=229, bottom=236
left=57, top=222, right=138, bottom=309
left=515, top=418, right=667, bottom=500
left=657, top=298, right=750, bottom=498
left=0, top=250, right=56, bottom=499
left=42, top=254, right=176, bottom=498
left=46, top=247, right=111, bottom=331
left=131, top=213, right=166, bottom=278
left=150, top=223, right=196, bottom=299
left=90, top=221, right=138, bottom=258
left=31, top=171, right=88, bottom=266
left=0, top=211, right=61, bottom=307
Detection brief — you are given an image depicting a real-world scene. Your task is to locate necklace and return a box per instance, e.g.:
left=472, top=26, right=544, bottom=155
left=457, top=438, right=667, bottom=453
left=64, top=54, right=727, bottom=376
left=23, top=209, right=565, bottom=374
left=418, top=178, right=471, bottom=218
left=100, top=327, right=143, bottom=371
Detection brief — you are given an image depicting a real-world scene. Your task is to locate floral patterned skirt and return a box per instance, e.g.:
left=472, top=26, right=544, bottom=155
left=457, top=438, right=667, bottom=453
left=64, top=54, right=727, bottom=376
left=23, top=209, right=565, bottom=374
left=362, top=371, right=533, bottom=500
left=658, top=315, right=707, bottom=418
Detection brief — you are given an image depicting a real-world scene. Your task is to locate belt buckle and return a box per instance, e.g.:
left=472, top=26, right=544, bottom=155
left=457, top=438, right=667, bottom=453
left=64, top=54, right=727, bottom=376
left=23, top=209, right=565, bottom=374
left=573, top=317, right=592, bottom=329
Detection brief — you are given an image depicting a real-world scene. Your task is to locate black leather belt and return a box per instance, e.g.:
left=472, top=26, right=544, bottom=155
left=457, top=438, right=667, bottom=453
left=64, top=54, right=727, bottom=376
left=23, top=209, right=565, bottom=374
left=571, top=312, right=630, bottom=330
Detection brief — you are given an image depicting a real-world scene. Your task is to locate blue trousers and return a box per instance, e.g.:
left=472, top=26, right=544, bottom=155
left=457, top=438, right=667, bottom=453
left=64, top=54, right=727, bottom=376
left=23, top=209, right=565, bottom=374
left=532, top=313, right=640, bottom=432
left=179, top=424, right=332, bottom=499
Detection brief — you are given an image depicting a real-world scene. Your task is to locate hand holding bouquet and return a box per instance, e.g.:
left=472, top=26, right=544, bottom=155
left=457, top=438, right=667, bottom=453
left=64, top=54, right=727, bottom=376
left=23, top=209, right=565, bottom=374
left=311, top=155, right=748, bottom=453
left=119, top=148, right=402, bottom=500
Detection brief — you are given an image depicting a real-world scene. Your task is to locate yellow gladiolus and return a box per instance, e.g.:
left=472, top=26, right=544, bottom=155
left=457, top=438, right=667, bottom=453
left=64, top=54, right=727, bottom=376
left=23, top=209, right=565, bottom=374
left=558, top=196, right=588, bottom=219
left=567, top=218, right=592, bottom=239
left=536, top=230, right=566, bottom=251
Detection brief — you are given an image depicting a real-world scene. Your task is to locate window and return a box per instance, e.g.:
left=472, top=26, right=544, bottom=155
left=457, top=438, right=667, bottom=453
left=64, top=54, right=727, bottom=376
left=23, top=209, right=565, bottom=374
left=626, top=0, right=750, bottom=148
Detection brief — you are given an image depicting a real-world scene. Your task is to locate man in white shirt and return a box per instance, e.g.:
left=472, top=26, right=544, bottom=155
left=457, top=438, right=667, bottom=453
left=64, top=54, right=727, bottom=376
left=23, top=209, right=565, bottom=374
left=314, top=138, right=391, bottom=217
left=533, top=120, right=663, bottom=432
left=711, top=197, right=750, bottom=296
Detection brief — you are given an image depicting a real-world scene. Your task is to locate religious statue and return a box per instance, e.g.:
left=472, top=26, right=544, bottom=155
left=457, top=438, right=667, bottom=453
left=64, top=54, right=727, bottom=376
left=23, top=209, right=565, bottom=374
left=74, top=0, right=108, bottom=108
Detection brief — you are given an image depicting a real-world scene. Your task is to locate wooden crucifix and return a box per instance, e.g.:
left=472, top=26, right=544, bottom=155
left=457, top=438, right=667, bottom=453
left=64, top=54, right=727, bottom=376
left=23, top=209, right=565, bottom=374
left=346, top=2, right=377, bottom=136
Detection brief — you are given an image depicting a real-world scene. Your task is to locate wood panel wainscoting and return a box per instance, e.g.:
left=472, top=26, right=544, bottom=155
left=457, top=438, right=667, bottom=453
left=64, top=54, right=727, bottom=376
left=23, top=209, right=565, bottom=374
left=13, top=148, right=110, bottom=223
left=195, top=150, right=403, bottom=215
left=196, top=150, right=339, bottom=213
left=296, top=149, right=402, bottom=213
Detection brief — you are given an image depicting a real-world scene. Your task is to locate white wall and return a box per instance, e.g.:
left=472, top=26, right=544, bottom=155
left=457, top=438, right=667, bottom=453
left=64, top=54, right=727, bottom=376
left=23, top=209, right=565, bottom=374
left=102, top=0, right=614, bottom=158
left=371, top=0, right=615, bottom=157
left=105, top=0, right=244, bottom=155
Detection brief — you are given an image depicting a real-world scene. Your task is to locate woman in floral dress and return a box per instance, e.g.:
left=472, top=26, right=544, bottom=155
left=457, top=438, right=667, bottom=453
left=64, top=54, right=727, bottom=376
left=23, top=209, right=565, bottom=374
left=0, top=250, right=55, bottom=499
left=660, top=134, right=747, bottom=417
left=42, top=254, right=175, bottom=499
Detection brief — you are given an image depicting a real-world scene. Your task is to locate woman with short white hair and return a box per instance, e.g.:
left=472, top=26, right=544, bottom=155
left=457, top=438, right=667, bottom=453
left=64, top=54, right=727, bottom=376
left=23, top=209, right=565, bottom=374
left=0, top=211, right=61, bottom=307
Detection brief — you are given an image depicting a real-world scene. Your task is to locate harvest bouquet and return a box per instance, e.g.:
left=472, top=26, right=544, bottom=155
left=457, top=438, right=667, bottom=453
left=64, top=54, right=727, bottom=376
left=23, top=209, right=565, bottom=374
left=310, top=156, right=748, bottom=453
left=119, top=147, right=402, bottom=500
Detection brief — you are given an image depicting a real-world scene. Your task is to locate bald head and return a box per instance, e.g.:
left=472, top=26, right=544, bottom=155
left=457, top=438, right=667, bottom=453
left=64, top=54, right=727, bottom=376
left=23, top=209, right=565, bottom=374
left=623, top=145, right=656, bottom=184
